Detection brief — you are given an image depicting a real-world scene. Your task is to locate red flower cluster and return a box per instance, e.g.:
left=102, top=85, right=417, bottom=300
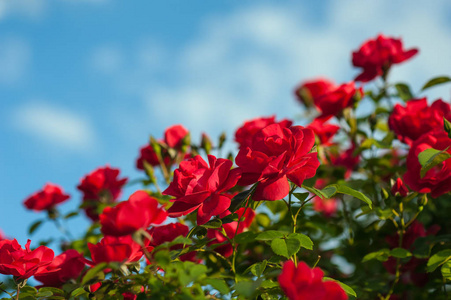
left=163, top=155, right=241, bottom=225
left=236, top=124, right=319, bottom=201
left=279, top=260, right=347, bottom=300
left=403, top=130, right=451, bottom=198
left=388, top=98, right=451, bottom=145
left=34, top=249, right=85, bottom=288
left=352, top=34, right=418, bottom=82
left=235, top=116, right=293, bottom=150
left=207, top=207, right=255, bottom=257
left=136, top=124, right=189, bottom=170
left=87, top=235, right=144, bottom=265
left=23, top=183, right=70, bottom=212
left=295, top=79, right=362, bottom=117
left=306, top=116, right=340, bottom=146
left=77, top=166, right=128, bottom=221
left=0, top=239, right=54, bottom=280
left=100, top=190, right=167, bottom=237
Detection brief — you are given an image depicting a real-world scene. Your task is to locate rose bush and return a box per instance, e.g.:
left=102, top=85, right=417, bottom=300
left=1, top=34, right=451, bottom=300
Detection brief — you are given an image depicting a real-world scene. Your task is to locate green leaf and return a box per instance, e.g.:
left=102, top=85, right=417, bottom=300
left=248, top=260, right=267, bottom=277
left=255, top=230, right=287, bottom=241
left=202, top=218, right=222, bottom=229
left=323, top=277, right=357, bottom=297
left=427, top=249, right=451, bottom=272
left=63, top=211, right=78, bottom=219
left=292, top=192, right=309, bottom=203
left=334, top=184, right=372, bottom=209
left=302, top=185, right=327, bottom=199
left=441, top=260, right=451, bottom=280
left=271, top=238, right=289, bottom=258
left=229, top=188, right=253, bottom=212
left=234, top=280, right=261, bottom=298
left=320, top=185, right=337, bottom=198
left=362, top=249, right=390, bottom=262
left=444, top=118, right=451, bottom=139
left=287, top=233, right=313, bottom=250
left=204, top=278, right=230, bottom=295
left=28, top=219, right=43, bottom=235
left=81, top=262, right=107, bottom=285
left=36, top=290, right=53, bottom=297
left=421, top=76, right=451, bottom=91
left=394, top=83, right=413, bottom=101
left=390, top=248, right=412, bottom=258
left=235, top=231, right=257, bottom=244
left=418, top=148, right=451, bottom=178
left=70, top=287, right=88, bottom=297
left=285, top=238, right=301, bottom=257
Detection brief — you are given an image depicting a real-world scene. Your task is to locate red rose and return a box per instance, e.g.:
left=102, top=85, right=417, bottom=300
left=163, top=155, right=241, bottom=225
left=386, top=220, right=440, bottom=250
left=403, top=130, right=451, bottom=198
left=0, top=239, right=54, bottom=280
left=352, top=34, right=418, bottom=82
left=235, top=116, right=293, bottom=150
left=87, top=235, right=144, bottom=265
left=23, top=183, right=70, bottom=212
left=100, top=190, right=167, bottom=237
left=314, top=81, right=362, bottom=117
left=147, top=223, right=197, bottom=262
left=278, top=260, right=348, bottom=300
left=34, top=249, right=85, bottom=288
left=136, top=125, right=189, bottom=170
left=77, top=166, right=128, bottom=221
left=313, top=197, right=338, bottom=217
left=236, top=124, right=319, bottom=201
left=391, top=178, right=409, bottom=197
left=388, top=98, right=451, bottom=145
left=206, top=207, right=255, bottom=257
left=294, top=78, right=336, bottom=108
left=307, top=116, right=340, bottom=146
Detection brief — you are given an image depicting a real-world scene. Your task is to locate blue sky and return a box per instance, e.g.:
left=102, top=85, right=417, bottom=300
left=0, top=0, right=450, bottom=248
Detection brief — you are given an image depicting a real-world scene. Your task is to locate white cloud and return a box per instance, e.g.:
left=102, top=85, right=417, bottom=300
left=0, top=38, right=31, bottom=85
left=0, top=0, right=46, bottom=21
left=90, top=46, right=123, bottom=74
left=11, top=102, right=98, bottom=152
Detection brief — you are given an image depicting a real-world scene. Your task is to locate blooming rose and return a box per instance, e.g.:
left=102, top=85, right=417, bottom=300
left=100, top=190, right=167, bottom=237
left=207, top=207, right=255, bottom=257
left=163, top=155, right=241, bottom=225
left=0, top=239, right=54, bottom=280
left=295, top=79, right=362, bottom=117
left=136, top=125, right=189, bottom=170
left=403, top=130, right=451, bottom=198
left=307, top=116, right=340, bottom=146
left=23, top=183, right=70, bottom=212
left=77, top=166, right=128, bottom=221
left=388, top=98, right=451, bottom=145
left=147, top=223, right=197, bottom=262
left=87, top=235, right=144, bottom=265
left=279, top=260, right=348, bottom=300
left=34, top=249, right=85, bottom=287
left=294, top=78, right=335, bottom=108
left=235, top=116, right=293, bottom=150
left=391, top=178, right=408, bottom=197
left=313, top=197, right=338, bottom=217
left=236, top=124, right=319, bottom=201
left=352, top=34, right=419, bottom=82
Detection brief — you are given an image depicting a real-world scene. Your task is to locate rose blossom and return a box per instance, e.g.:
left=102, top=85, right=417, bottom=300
left=236, top=124, right=320, bottom=201
left=136, top=124, right=189, bottom=170
left=295, top=78, right=362, bottom=117
left=34, top=249, right=85, bottom=287
left=391, top=178, right=409, bottom=197
left=388, top=98, right=451, bottom=145
left=403, top=130, right=451, bottom=198
left=330, top=144, right=360, bottom=179
left=0, top=239, right=54, bottom=280
left=206, top=207, right=255, bottom=258
left=307, top=116, right=340, bottom=146
left=87, top=235, right=144, bottom=265
left=23, top=183, right=70, bottom=212
left=100, top=190, right=167, bottom=237
left=279, top=260, right=348, bottom=300
left=352, top=34, right=419, bottom=82
left=235, top=116, right=293, bottom=150
left=163, top=155, right=241, bottom=225
left=77, top=166, right=128, bottom=221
